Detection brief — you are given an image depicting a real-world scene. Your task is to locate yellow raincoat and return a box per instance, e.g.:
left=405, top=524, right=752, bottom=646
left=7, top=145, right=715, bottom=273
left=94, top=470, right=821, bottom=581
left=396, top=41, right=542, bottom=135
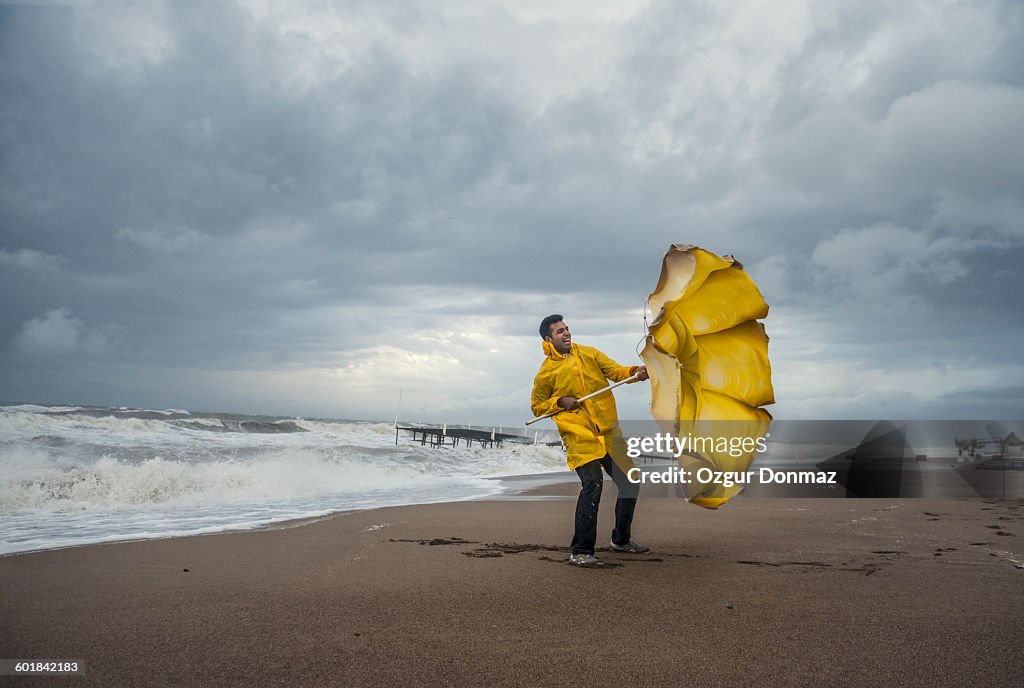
left=531, top=341, right=641, bottom=470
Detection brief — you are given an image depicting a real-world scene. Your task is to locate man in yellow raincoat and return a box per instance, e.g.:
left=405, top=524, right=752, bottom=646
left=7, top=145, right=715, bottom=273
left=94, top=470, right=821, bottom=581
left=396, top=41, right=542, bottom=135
left=531, top=314, right=650, bottom=566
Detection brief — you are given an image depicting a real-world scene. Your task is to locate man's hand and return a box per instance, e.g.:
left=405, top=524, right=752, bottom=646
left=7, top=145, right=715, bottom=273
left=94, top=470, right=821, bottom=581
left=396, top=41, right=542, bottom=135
left=557, top=396, right=581, bottom=410
left=635, top=365, right=649, bottom=381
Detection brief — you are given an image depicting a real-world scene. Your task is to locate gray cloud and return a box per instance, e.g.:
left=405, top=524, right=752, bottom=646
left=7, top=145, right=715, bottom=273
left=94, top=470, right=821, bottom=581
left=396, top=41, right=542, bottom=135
left=1, top=0, right=1022, bottom=422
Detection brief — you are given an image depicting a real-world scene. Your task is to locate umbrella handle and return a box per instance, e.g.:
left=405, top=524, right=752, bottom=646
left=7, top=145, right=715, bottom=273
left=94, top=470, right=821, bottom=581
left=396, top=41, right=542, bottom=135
left=525, top=373, right=640, bottom=426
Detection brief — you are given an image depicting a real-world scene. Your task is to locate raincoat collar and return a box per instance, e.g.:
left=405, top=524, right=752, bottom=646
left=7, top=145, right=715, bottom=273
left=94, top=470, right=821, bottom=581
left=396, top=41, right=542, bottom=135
left=542, top=340, right=573, bottom=361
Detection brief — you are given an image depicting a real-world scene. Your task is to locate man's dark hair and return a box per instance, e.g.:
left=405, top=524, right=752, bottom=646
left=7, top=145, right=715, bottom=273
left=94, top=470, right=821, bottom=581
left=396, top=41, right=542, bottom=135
left=539, top=314, right=564, bottom=339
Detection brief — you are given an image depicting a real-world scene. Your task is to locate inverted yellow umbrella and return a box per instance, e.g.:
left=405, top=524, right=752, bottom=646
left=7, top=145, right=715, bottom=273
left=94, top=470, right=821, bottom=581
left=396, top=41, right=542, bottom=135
left=640, top=244, right=774, bottom=509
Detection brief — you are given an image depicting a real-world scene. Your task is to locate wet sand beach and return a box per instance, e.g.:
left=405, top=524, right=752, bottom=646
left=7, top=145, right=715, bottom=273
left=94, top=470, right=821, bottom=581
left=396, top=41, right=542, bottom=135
left=2, top=482, right=1022, bottom=687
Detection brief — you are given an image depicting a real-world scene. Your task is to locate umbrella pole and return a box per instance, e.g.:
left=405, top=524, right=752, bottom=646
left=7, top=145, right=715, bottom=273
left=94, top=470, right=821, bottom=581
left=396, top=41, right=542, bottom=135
left=525, top=373, right=640, bottom=426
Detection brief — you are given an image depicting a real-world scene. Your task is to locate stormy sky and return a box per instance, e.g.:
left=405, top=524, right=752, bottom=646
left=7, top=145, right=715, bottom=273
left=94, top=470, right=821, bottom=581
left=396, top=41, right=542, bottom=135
left=1, top=0, right=1022, bottom=425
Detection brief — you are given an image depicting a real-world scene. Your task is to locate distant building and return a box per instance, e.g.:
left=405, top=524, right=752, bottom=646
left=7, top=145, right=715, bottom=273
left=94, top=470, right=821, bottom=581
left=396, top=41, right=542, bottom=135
left=1004, top=432, right=1023, bottom=457
left=955, top=432, right=1024, bottom=462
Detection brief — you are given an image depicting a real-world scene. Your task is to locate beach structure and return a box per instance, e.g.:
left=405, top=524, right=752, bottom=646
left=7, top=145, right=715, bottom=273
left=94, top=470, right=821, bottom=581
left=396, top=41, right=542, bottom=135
left=955, top=431, right=1024, bottom=470
left=1004, top=431, right=1023, bottom=456
left=956, top=432, right=1023, bottom=458
left=397, top=424, right=537, bottom=449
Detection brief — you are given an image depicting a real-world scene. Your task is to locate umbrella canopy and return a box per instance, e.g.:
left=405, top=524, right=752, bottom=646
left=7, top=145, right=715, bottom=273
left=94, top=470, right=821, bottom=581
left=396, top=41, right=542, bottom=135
left=640, top=244, right=774, bottom=508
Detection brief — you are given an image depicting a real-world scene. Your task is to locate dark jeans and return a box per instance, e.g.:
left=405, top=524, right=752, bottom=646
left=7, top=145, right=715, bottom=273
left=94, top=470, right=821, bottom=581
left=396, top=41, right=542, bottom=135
left=571, top=454, right=639, bottom=555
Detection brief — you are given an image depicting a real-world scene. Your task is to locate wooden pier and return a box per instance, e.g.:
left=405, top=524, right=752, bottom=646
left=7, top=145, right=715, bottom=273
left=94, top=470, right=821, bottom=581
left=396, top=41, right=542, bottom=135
left=397, top=425, right=534, bottom=449
left=395, top=425, right=678, bottom=463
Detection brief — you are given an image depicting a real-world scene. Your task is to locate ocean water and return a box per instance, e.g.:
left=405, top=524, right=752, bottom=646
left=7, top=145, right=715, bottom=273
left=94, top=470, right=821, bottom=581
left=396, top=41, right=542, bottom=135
left=0, top=404, right=567, bottom=555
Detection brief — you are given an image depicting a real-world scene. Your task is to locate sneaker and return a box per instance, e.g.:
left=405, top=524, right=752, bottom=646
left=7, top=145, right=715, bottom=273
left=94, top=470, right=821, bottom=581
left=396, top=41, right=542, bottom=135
left=568, top=553, right=603, bottom=566
left=609, top=540, right=650, bottom=554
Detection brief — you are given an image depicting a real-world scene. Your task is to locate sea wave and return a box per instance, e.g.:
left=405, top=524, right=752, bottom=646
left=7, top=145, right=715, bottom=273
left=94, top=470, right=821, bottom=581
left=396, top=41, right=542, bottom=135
left=1, top=447, right=468, bottom=511
left=0, top=405, right=566, bottom=513
left=0, top=403, right=567, bottom=554
left=1, top=403, right=85, bottom=414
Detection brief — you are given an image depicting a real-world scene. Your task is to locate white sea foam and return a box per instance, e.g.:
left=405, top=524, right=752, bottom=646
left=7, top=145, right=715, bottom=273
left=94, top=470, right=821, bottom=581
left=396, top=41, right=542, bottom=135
left=0, top=404, right=567, bottom=554
left=1, top=403, right=84, bottom=414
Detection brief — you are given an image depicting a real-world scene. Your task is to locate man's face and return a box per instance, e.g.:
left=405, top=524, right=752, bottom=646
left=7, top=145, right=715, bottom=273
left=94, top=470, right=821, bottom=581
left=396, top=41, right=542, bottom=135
left=545, top=321, right=572, bottom=353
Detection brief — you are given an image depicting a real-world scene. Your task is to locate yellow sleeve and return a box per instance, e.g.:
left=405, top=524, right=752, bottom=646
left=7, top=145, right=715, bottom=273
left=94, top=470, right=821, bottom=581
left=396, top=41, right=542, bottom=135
left=593, top=348, right=636, bottom=383
left=530, top=368, right=562, bottom=417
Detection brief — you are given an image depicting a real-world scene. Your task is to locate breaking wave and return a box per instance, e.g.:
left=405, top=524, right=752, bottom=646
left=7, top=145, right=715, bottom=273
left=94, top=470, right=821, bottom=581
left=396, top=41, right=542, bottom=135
left=0, top=403, right=566, bottom=554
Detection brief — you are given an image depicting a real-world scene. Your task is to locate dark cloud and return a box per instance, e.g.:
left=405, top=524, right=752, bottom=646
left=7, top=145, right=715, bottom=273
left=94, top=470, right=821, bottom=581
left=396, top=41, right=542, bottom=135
left=1, top=1, right=1022, bottom=421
